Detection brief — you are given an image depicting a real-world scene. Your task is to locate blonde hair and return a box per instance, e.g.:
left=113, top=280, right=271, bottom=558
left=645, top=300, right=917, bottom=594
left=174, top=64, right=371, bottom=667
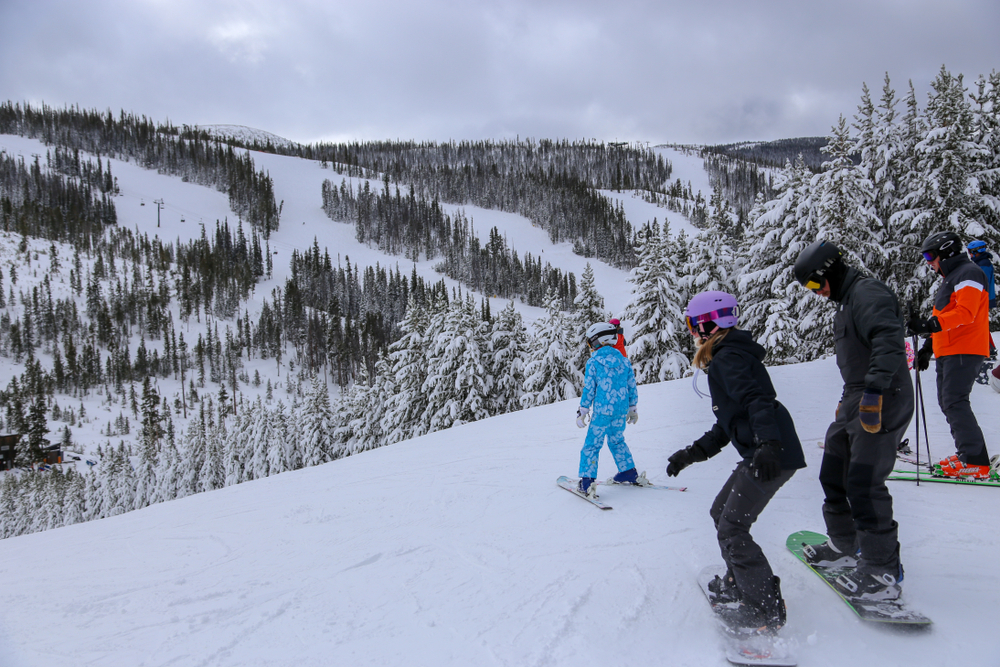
left=692, top=328, right=731, bottom=370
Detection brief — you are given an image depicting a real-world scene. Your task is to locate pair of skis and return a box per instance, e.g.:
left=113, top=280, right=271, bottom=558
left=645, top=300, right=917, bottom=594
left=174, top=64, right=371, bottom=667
left=702, top=530, right=932, bottom=666
left=555, top=475, right=686, bottom=510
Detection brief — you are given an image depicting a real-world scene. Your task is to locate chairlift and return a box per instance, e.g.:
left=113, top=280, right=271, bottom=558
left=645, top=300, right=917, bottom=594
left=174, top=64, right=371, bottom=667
left=180, top=216, right=186, bottom=223
left=140, top=199, right=145, bottom=206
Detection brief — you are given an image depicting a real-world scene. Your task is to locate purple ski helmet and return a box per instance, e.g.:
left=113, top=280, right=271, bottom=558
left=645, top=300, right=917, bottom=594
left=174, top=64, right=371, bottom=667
left=685, top=291, right=739, bottom=338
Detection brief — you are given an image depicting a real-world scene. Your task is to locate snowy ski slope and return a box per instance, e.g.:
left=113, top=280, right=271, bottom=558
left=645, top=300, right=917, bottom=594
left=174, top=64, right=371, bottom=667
left=0, top=355, right=998, bottom=666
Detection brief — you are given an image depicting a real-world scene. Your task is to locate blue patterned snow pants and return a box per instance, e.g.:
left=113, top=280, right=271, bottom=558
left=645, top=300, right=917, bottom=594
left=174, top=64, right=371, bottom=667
left=578, top=416, right=635, bottom=479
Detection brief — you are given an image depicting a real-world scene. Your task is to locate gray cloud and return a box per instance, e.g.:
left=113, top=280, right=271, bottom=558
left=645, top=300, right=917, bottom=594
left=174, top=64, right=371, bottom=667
left=2, top=0, right=998, bottom=144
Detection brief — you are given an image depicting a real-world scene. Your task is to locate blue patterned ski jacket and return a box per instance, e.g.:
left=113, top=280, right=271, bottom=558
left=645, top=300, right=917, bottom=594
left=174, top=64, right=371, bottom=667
left=580, top=345, right=638, bottom=423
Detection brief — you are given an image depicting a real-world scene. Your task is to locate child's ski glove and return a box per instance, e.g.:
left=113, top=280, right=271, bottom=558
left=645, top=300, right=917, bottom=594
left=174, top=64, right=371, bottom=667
left=626, top=407, right=638, bottom=424
left=576, top=406, right=590, bottom=428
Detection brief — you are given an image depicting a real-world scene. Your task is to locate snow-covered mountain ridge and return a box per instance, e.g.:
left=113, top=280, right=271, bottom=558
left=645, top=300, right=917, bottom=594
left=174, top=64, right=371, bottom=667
left=191, top=124, right=298, bottom=149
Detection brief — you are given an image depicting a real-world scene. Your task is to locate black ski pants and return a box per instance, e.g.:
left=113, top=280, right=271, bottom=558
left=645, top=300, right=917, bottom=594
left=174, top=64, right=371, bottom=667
left=936, top=354, right=990, bottom=465
left=710, top=462, right=795, bottom=614
left=819, top=383, right=912, bottom=574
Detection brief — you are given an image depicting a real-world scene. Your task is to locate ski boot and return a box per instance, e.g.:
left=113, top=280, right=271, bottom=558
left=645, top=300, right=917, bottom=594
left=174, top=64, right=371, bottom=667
left=938, top=454, right=991, bottom=479
left=577, top=477, right=597, bottom=497
left=609, top=468, right=652, bottom=486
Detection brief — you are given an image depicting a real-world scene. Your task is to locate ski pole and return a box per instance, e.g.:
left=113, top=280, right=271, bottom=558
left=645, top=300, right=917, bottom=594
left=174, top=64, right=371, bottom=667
left=912, top=333, right=921, bottom=487
left=916, top=363, right=932, bottom=465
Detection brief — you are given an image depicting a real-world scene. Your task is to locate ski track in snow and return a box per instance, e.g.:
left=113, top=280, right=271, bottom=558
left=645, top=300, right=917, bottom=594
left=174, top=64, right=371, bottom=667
left=0, top=134, right=999, bottom=666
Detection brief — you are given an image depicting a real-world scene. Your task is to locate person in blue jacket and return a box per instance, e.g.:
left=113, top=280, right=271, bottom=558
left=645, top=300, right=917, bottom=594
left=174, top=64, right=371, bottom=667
left=666, top=291, right=806, bottom=632
left=575, top=321, right=640, bottom=495
left=968, top=240, right=997, bottom=359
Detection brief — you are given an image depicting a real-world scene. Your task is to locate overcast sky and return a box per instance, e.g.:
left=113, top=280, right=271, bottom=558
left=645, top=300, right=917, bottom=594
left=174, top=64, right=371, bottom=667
left=1, top=0, right=998, bottom=146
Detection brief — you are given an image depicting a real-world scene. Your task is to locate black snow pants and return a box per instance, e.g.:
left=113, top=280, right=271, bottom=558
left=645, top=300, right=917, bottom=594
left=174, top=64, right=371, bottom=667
left=936, top=354, right=990, bottom=465
left=710, top=462, right=795, bottom=614
left=819, top=382, right=912, bottom=575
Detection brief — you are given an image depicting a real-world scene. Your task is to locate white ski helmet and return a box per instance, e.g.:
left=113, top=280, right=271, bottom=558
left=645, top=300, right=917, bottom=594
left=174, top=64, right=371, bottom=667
left=585, top=321, right=619, bottom=349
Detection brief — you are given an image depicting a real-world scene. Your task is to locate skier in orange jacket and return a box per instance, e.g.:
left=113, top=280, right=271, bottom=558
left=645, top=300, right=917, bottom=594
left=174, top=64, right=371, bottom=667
left=907, top=231, right=993, bottom=479
left=609, top=318, right=628, bottom=357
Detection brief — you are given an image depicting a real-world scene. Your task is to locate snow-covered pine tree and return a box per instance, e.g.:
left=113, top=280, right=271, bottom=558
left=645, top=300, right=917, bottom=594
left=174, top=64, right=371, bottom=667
left=521, top=288, right=584, bottom=407
left=382, top=296, right=430, bottom=445
left=352, top=352, right=395, bottom=453
left=489, top=300, right=528, bottom=415
left=224, top=402, right=252, bottom=486
left=266, top=402, right=290, bottom=476
left=83, top=459, right=103, bottom=522
left=247, top=397, right=272, bottom=480
left=62, top=468, right=85, bottom=527
left=422, top=295, right=491, bottom=433
left=622, top=221, right=689, bottom=382
left=570, top=263, right=607, bottom=377
left=200, top=420, right=225, bottom=494
left=177, top=410, right=207, bottom=498
left=738, top=156, right=823, bottom=362
left=969, top=69, right=1000, bottom=314
left=331, top=363, right=372, bottom=457
left=153, top=438, right=180, bottom=504
left=814, top=115, right=883, bottom=273
left=300, top=376, right=335, bottom=467
left=855, top=75, right=909, bottom=287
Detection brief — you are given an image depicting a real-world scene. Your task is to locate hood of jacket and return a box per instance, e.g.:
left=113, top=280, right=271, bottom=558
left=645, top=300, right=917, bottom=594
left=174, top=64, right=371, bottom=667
left=712, top=328, right=767, bottom=363
left=940, top=253, right=973, bottom=278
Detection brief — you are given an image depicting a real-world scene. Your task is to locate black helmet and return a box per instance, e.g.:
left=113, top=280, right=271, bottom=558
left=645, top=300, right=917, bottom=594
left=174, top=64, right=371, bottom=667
left=794, top=240, right=844, bottom=289
left=920, top=231, right=962, bottom=261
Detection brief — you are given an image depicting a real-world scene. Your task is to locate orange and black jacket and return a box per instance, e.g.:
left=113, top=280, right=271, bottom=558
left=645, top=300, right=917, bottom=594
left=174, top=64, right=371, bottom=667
left=931, top=254, right=990, bottom=357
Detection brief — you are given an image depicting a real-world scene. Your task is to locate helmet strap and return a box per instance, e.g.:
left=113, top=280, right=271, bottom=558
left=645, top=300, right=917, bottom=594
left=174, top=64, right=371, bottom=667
left=696, top=322, right=719, bottom=340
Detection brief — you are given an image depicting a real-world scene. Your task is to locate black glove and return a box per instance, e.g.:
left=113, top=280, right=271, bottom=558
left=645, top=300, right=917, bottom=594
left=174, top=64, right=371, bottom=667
left=667, top=443, right=709, bottom=477
left=916, top=339, right=933, bottom=371
left=907, top=315, right=942, bottom=336
left=750, top=440, right=782, bottom=482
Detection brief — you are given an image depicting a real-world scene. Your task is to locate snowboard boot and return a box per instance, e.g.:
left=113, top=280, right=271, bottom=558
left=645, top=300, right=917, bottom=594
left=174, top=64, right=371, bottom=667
left=707, top=568, right=741, bottom=604
left=802, top=539, right=858, bottom=568
left=577, top=477, right=596, bottom=496
left=834, top=563, right=903, bottom=601
left=730, top=576, right=786, bottom=634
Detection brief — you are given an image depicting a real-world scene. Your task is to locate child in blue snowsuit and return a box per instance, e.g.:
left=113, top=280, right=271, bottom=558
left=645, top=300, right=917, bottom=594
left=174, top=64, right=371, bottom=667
left=576, top=322, right=640, bottom=494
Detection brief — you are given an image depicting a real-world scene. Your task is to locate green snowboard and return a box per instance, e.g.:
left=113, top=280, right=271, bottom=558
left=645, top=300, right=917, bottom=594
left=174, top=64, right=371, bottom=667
left=786, top=531, right=931, bottom=626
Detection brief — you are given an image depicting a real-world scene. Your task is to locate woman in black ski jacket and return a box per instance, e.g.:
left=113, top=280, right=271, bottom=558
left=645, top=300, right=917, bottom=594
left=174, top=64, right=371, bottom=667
left=666, top=290, right=806, bottom=632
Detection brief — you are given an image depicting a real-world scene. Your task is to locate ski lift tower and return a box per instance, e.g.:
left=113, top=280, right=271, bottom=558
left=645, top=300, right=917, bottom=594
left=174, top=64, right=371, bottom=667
left=153, top=198, right=165, bottom=228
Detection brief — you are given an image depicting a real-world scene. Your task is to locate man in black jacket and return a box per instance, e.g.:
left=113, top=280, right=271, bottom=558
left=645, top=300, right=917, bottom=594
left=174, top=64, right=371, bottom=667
left=793, top=241, right=914, bottom=601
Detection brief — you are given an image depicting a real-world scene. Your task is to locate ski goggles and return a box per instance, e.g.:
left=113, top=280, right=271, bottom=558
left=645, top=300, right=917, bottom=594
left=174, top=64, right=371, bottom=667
left=922, top=251, right=937, bottom=262
left=802, top=273, right=825, bottom=291
left=686, top=306, right=738, bottom=335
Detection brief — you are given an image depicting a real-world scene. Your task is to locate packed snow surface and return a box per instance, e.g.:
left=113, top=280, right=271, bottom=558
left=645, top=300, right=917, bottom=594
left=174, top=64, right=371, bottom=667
left=1, top=356, right=998, bottom=666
